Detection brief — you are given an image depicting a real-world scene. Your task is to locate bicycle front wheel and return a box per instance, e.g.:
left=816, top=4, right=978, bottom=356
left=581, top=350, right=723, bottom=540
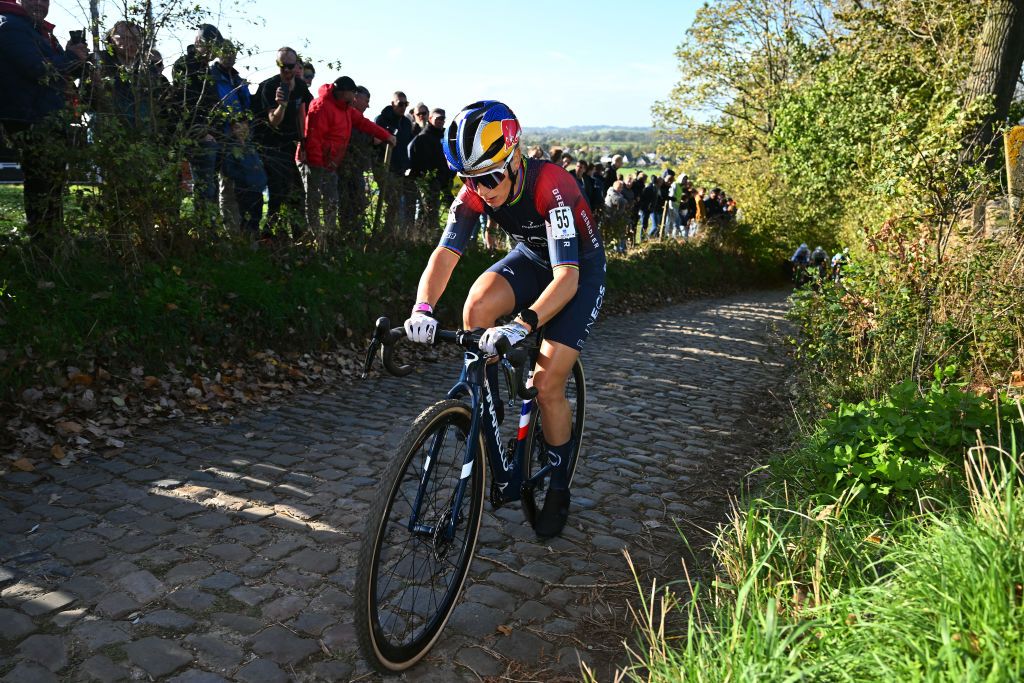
left=355, top=399, right=485, bottom=672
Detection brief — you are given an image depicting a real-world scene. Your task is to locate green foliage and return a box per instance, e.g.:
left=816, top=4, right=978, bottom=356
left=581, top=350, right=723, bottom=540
left=0, top=239, right=778, bottom=401
left=811, top=366, right=1017, bottom=506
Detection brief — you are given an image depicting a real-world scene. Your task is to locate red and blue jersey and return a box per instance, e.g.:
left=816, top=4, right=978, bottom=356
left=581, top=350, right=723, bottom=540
left=439, top=160, right=604, bottom=269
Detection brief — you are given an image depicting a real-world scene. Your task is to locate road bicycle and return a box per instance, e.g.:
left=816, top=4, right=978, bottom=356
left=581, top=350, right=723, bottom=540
left=354, top=316, right=586, bottom=672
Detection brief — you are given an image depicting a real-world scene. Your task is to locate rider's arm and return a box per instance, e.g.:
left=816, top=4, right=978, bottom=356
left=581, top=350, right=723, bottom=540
left=415, top=186, right=483, bottom=308
left=515, top=165, right=591, bottom=332
left=516, top=266, right=579, bottom=331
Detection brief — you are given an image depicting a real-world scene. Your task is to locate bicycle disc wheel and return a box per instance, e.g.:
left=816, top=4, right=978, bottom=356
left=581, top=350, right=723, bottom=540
left=525, top=358, right=586, bottom=501
left=355, top=399, right=485, bottom=672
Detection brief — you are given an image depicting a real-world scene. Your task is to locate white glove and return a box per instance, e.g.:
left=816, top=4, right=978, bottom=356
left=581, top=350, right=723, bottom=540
left=479, top=321, right=529, bottom=354
left=404, top=312, right=438, bottom=344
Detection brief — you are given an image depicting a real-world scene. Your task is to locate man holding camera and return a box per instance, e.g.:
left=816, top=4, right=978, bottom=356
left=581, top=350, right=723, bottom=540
left=252, top=46, right=312, bottom=241
left=0, top=0, right=89, bottom=247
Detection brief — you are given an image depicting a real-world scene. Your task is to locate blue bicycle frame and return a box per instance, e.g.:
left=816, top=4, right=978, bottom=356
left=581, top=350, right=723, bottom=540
left=407, top=347, right=555, bottom=542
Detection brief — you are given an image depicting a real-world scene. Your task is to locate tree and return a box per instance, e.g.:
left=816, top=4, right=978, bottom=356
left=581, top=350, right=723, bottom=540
left=961, top=0, right=1024, bottom=171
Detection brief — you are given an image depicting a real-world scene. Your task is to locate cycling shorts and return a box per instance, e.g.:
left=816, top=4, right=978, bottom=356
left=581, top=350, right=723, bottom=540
left=486, top=244, right=606, bottom=351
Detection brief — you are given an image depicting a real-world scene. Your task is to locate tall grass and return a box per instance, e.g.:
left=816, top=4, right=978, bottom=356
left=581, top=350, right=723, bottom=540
left=620, top=407, right=1024, bottom=682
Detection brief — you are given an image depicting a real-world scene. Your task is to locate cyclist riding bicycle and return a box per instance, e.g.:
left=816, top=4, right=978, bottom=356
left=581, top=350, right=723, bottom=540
left=810, top=245, right=829, bottom=279
left=403, top=100, right=606, bottom=538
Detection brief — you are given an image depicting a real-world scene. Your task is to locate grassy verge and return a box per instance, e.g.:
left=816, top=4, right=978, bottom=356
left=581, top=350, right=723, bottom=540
left=618, top=358, right=1024, bottom=681
left=0, top=237, right=779, bottom=403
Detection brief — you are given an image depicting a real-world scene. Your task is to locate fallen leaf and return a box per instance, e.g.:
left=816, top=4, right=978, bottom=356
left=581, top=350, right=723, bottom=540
left=143, top=376, right=160, bottom=389
left=50, top=444, right=65, bottom=460
left=12, top=458, right=35, bottom=471
left=865, top=535, right=882, bottom=544
left=496, top=624, right=513, bottom=636
left=55, top=421, right=83, bottom=434
left=111, top=396, right=126, bottom=408
left=165, top=303, right=178, bottom=311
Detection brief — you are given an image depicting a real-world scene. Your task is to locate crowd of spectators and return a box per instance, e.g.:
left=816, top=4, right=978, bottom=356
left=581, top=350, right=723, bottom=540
left=0, top=3, right=738, bottom=253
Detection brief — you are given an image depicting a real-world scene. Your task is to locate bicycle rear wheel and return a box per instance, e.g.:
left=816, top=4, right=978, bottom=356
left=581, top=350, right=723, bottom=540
left=524, top=358, right=586, bottom=508
left=355, top=399, right=485, bottom=672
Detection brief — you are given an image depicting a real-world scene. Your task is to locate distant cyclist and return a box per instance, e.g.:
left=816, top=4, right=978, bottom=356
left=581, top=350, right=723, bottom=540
left=831, top=247, right=850, bottom=282
left=791, top=243, right=810, bottom=285
left=810, top=245, right=829, bottom=280
left=402, top=101, right=607, bottom=538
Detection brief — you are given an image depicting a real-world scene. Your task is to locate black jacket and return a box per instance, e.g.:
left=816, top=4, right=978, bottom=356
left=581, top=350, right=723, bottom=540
left=374, top=105, right=413, bottom=174
left=408, top=125, right=453, bottom=187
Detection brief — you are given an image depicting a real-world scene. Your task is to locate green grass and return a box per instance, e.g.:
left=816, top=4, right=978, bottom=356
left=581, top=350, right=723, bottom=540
left=0, top=237, right=779, bottom=400
left=619, top=409, right=1024, bottom=683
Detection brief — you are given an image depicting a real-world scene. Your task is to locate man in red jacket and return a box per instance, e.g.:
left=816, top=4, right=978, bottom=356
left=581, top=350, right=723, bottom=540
left=299, top=75, right=396, bottom=243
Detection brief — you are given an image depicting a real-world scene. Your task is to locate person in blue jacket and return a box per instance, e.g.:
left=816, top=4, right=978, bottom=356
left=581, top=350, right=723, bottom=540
left=0, top=0, right=88, bottom=246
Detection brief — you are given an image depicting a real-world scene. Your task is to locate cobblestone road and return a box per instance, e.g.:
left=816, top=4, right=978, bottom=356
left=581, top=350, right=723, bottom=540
left=0, top=290, right=789, bottom=682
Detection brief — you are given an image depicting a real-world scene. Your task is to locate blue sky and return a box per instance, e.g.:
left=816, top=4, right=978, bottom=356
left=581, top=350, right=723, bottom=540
left=44, top=0, right=702, bottom=127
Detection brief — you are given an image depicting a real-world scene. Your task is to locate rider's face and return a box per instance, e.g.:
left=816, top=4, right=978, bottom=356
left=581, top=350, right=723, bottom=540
left=472, top=154, right=520, bottom=208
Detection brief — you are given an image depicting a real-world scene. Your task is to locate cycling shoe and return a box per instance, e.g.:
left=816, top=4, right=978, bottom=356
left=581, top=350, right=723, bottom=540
left=534, top=487, right=571, bottom=539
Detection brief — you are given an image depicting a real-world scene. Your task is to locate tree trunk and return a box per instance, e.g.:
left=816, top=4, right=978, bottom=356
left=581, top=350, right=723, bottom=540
left=962, top=0, right=1024, bottom=171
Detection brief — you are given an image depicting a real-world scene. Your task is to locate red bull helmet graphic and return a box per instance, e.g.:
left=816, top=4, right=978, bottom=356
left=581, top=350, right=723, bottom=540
left=443, top=101, right=521, bottom=175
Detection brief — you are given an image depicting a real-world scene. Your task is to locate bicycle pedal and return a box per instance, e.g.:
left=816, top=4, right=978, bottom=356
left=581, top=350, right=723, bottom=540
left=489, top=480, right=505, bottom=509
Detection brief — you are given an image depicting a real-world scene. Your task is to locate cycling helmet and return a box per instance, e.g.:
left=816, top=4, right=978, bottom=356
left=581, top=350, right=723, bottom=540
left=443, top=101, right=521, bottom=175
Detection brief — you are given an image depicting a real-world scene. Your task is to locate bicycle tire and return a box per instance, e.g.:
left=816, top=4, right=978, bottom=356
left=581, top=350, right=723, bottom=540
left=524, top=357, right=586, bottom=503
left=355, top=399, right=485, bottom=672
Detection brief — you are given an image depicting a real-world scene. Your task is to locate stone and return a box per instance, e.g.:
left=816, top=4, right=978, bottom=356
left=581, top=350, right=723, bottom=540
left=205, top=543, right=251, bottom=563
left=248, top=625, right=319, bottom=665
left=21, top=590, right=76, bottom=616
left=111, top=534, right=158, bottom=553
left=463, top=584, right=517, bottom=611
left=139, top=609, right=196, bottom=631
left=292, top=612, right=334, bottom=636
left=512, top=600, right=553, bottom=622
left=81, top=654, right=130, bottom=682
left=260, top=594, right=307, bottom=621
left=234, top=659, right=288, bottom=683
left=0, top=607, right=36, bottom=640
left=456, top=646, right=505, bottom=677
left=164, top=561, right=215, bottom=585
left=185, top=633, right=244, bottom=671
left=60, top=575, right=107, bottom=602
left=320, top=622, right=356, bottom=650
left=209, top=611, right=262, bottom=635
left=119, top=570, right=166, bottom=604
left=228, top=584, right=277, bottom=607
left=198, top=572, right=241, bottom=591
left=518, top=561, right=565, bottom=583
left=446, top=602, right=506, bottom=637
left=124, top=636, right=193, bottom=677
left=2, top=662, right=57, bottom=683
left=54, top=541, right=106, bottom=565
left=167, top=588, right=215, bottom=612
left=95, top=593, right=139, bottom=619
left=18, top=633, right=68, bottom=671
left=51, top=607, right=88, bottom=628
left=169, top=671, right=229, bottom=683
left=491, top=628, right=552, bottom=661
left=285, top=548, right=338, bottom=574
left=72, top=620, right=131, bottom=649
left=311, top=661, right=355, bottom=680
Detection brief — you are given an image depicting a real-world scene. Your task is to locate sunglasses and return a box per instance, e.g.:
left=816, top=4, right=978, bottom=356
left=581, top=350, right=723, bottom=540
left=461, top=157, right=513, bottom=190
left=278, top=62, right=297, bottom=69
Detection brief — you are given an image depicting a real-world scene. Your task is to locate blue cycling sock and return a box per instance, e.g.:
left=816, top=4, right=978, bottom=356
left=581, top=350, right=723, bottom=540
left=547, top=440, right=573, bottom=490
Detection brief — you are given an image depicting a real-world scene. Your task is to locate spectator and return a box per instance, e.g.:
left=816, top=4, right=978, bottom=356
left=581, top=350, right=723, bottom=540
left=527, top=146, right=545, bottom=160
left=572, top=159, right=587, bottom=195
left=0, top=0, right=89, bottom=246
left=252, top=46, right=312, bottom=240
left=605, top=180, right=630, bottom=253
left=301, top=75, right=395, bottom=243
left=602, top=155, right=621, bottom=195
left=411, top=102, right=428, bottom=136
left=92, top=21, right=169, bottom=133
left=587, top=163, right=605, bottom=220
left=301, top=61, right=315, bottom=89
left=337, top=84, right=373, bottom=233
left=172, top=24, right=228, bottom=224
left=693, top=186, right=708, bottom=233
left=221, top=120, right=267, bottom=239
left=681, top=186, right=697, bottom=238
left=374, top=90, right=414, bottom=228
left=408, top=107, right=452, bottom=233
left=549, top=148, right=563, bottom=166
left=639, top=175, right=660, bottom=239
left=208, top=42, right=250, bottom=233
